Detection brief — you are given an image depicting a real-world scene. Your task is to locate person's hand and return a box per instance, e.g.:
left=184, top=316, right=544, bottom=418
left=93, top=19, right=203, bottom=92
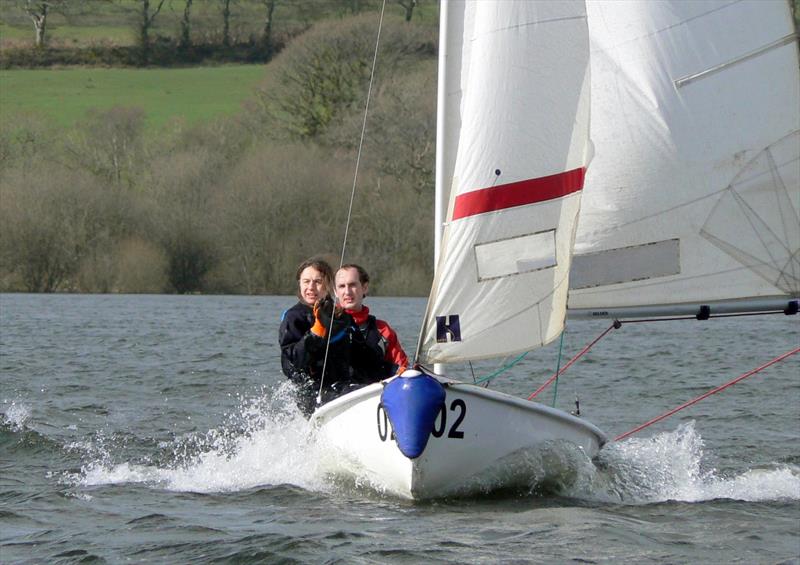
left=310, top=297, right=351, bottom=339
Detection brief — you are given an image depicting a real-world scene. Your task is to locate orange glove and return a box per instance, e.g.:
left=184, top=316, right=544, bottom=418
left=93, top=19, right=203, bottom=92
left=310, top=298, right=349, bottom=339
left=310, top=300, right=329, bottom=337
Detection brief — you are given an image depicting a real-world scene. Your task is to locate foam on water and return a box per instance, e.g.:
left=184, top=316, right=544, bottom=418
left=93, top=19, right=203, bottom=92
left=73, top=383, right=333, bottom=494
left=2, top=400, right=31, bottom=431
left=570, top=421, right=800, bottom=504
left=66, top=388, right=799, bottom=503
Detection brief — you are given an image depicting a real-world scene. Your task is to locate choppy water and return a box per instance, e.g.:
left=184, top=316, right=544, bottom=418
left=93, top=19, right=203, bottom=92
left=1, top=293, right=798, bottom=564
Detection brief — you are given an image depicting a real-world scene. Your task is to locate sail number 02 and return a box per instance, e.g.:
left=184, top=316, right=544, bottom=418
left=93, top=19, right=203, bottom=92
left=376, top=400, right=466, bottom=441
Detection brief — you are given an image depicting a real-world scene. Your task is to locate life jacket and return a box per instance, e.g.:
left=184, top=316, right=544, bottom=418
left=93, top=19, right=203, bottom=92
left=348, top=312, right=394, bottom=383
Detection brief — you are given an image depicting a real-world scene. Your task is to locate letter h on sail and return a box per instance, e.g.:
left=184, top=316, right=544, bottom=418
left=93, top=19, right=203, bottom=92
left=436, top=315, right=461, bottom=343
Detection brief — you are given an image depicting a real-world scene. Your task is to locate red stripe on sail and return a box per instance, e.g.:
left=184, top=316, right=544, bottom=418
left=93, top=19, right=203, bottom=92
left=452, top=167, right=585, bottom=220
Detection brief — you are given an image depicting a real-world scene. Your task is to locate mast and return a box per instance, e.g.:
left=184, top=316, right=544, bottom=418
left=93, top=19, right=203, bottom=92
left=432, top=0, right=450, bottom=374
left=434, top=0, right=449, bottom=269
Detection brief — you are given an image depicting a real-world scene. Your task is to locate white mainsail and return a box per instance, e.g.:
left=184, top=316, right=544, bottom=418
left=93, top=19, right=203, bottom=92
left=419, top=0, right=593, bottom=364
left=570, top=0, right=800, bottom=315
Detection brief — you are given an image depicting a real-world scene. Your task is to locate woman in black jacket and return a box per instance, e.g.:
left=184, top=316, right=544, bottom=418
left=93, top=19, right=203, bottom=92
left=278, top=257, right=356, bottom=416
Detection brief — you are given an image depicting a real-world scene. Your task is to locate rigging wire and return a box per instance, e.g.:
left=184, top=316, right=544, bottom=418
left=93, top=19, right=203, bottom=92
left=470, top=351, right=529, bottom=386
left=528, top=321, right=620, bottom=400
left=527, top=308, right=795, bottom=402
left=614, top=345, right=800, bottom=442
left=317, top=0, right=387, bottom=405
left=551, top=331, right=565, bottom=407
left=424, top=309, right=795, bottom=406
left=336, top=0, right=387, bottom=270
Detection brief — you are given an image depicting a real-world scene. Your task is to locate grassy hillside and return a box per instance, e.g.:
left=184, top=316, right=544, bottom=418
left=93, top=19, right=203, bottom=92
left=0, top=64, right=268, bottom=129
left=0, top=13, right=438, bottom=296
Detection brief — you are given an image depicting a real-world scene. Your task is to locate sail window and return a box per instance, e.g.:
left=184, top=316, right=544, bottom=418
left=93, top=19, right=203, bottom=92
left=474, top=231, right=556, bottom=281
left=571, top=239, right=681, bottom=289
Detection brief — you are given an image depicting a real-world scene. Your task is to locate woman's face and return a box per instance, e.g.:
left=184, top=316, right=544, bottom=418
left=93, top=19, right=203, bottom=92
left=298, top=266, right=327, bottom=306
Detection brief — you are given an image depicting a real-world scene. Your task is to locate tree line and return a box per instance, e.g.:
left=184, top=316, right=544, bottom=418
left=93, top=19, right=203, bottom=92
left=2, top=0, right=425, bottom=67
left=0, top=13, right=438, bottom=296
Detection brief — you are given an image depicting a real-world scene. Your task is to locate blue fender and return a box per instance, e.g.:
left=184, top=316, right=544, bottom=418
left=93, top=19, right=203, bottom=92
left=380, top=370, right=446, bottom=459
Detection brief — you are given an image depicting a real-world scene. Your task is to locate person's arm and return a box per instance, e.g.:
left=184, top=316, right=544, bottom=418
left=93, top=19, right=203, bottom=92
left=376, top=320, right=408, bottom=374
left=280, top=303, right=352, bottom=379
left=279, top=308, right=325, bottom=383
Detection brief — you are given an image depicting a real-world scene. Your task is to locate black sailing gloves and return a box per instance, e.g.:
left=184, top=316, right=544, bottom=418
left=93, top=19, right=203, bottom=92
left=310, top=297, right=352, bottom=342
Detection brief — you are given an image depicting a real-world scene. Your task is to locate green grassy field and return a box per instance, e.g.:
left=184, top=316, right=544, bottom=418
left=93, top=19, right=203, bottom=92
left=0, top=0, right=439, bottom=48
left=0, top=1, right=439, bottom=132
left=0, top=65, right=268, bottom=130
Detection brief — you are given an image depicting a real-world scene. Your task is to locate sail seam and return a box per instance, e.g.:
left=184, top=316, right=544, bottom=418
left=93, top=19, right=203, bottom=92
left=481, top=14, right=587, bottom=38
left=764, top=144, right=800, bottom=288
left=589, top=1, right=737, bottom=55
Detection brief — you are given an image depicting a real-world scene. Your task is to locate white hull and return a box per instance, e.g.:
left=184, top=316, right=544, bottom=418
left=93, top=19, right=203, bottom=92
left=311, top=376, right=607, bottom=500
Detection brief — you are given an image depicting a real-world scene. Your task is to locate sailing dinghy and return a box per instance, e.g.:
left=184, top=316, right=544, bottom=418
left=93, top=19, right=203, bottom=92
left=311, top=0, right=799, bottom=500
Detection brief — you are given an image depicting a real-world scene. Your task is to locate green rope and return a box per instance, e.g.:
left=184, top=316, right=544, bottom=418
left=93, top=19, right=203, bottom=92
left=470, top=329, right=566, bottom=391
left=551, top=331, right=565, bottom=407
left=471, top=351, right=529, bottom=385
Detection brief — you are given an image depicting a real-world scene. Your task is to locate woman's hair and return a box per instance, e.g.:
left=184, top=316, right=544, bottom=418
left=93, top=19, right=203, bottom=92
left=295, top=257, right=334, bottom=300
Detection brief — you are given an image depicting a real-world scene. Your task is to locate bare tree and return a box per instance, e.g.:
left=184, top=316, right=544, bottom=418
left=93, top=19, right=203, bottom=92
left=397, top=0, right=416, bottom=22
left=66, top=107, right=146, bottom=188
left=180, top=0, right=193, bottom=49
left=21, top=0, right=68, bottom=47
left=150, top=149, right=221, bottom=294
left=221, top=0, right=233, bottom=48
left=261, top=0, right=276, bottom=54
left=137, top=0, right=166, bottom=65
left=0, top=165, right=113, bottom=292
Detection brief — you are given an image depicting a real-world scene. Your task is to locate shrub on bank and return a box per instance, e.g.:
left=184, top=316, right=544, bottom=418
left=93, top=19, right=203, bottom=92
left=0, top=36, right=288, bottom=69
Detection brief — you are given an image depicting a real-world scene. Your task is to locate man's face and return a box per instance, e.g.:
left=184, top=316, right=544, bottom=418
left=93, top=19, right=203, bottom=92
left=298, top=266, right=326, bottom=306
left=335, top=267, right=368, bottom=311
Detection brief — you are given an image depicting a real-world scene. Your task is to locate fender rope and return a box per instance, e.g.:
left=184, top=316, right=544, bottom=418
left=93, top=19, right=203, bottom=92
left=614, top=345, right=800, bottom=442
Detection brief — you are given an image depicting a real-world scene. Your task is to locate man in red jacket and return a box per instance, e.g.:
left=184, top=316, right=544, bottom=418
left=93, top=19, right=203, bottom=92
left=334, top=264, right=408, bottom=382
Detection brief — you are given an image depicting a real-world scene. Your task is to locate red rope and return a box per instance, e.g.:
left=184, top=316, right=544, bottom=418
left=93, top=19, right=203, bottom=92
left=614, top=345, right=800, bottom=442
left=528, top=321, right=619, bottom=400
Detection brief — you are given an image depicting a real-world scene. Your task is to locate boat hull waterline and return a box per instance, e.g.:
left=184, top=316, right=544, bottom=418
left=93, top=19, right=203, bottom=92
left=310, top=372, right=607, bottom=500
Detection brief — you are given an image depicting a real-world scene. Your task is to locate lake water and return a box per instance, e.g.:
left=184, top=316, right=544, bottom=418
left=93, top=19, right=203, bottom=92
left=1, top=293, right=798, bottom=563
